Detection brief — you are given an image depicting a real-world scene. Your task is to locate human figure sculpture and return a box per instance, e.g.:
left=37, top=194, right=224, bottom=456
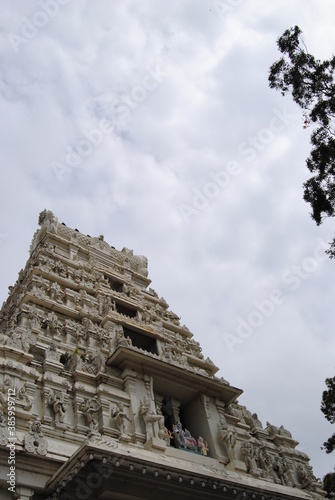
left=173, top=421, right=186, bottom=448
left=112, top=402, right=132, bottom=435
left=297, top=463, right=315, bottom=490
left=81, top=398, right=101, bottom=434
left=198, top=436, right=209, bottom=456
left=184, top=429, right=198, bottom=451
left=139, top=396, right=164, bottom=441
left=241, top=441, right=254, bottom=473
left=48, top=390, right=67, bottom=425
left=273, top=455, right=289, bottom=485
left=218, top=417, right=237, bottom=463
left=17, top=383, right=32, bottom=411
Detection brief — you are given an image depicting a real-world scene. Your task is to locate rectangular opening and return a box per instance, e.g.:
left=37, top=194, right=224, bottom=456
left=106, top=276, right=123, bottom=293
left=116, top=303, right=137, bottom=318
left=123, top=327, right=158, bottom=355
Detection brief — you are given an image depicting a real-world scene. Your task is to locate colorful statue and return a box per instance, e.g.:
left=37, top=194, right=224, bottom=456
left=184, top=429, right=198, bottom=451
left=198, top=436, right=209, bottom=456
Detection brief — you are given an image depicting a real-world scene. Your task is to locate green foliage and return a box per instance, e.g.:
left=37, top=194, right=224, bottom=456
left=321, top=376, right=335, bottom=454
left=323, top=471, right=335, bottom=498
left=269, top=26, right=335, bottom=255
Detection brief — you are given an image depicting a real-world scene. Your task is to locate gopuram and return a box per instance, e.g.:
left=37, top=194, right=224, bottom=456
left=0, top=210, right=325, bottom=499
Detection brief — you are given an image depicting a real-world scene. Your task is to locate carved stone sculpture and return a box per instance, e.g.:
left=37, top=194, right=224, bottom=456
left=255, top=444, right=273, bottom=478
left=273, top=455, right=290, bottom=485
left=45, top=343, right=60, bottom=362
left=218, top=416, right=237, bottom=463
left=112, top=402, right=132, bottom=435
left=81, top=349, right=105, bottom=375
left=267, top=422, right=292, bottom=438
left=297, top=464, right=316, bottom=490
left=48, top=390, right=67, bottom=425
left=24, top=418, right=48, bottom=455
left=0, top=410, right=8, bottom=446
left=81, top=398, right=101, bottom=435
left=139, top=396, right=165, bottom=441
left=241, top=441, right=254, bottom=473
left=39, top=209, right=58, bottom=234
left=17, top=383, right=33, bottom=411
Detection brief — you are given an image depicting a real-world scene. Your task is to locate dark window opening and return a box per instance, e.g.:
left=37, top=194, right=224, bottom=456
left=123, top=327, right=157, bottom=355
left=106, top=276, right=123, bottom=293
left=116, top=303, right=137, bottom=318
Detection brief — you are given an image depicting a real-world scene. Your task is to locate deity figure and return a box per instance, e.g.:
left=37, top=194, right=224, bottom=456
left=81, top=398, right=101, bottom=434
left=241, top=441, right=254, bottom=473
left=112, top=402, right=132, bottom=435
left=164, top=427, right=172, bottom=445
left=48, top=390, right=67, bottom=425
left=218, top=416, right=237, bottom=463
left=297, top=464, right=315, bottom=490
left=198, top=436, right=209, bottom=456
left=17, top=383, right=32, bottom=411
left=273, top=455, right=289, bottom=485
left=139, top=396, right=164, bottom=441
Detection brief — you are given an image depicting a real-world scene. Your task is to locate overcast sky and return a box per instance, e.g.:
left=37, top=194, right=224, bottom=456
left=1, top=0, right=334, bottom=480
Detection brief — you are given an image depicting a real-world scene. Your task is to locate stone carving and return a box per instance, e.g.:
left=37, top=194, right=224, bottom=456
left=17, top=383, right=33, bottom=411
left=273, top=455, right=290, bottom=485
left=49, top=281, right=63, bottom=303
left=267, top=422, right=292, bottom=438
left=0, top=377, right=13, bottom=406
left=226, top=403, right=243, bottom=420
left=63, top=352, right=82, bottom=372
left=139, top=396, right=165, bottom=441
left=112, top=402, right=132, bottom=436
left=241, top=441, right=255, bottom=473
left=81, top=398, right=101, bottom=435
left=0, top=410, right=9, bottom=445
left=5, top=331, right=22, bottom=350
left=21, top=329, right=36, bottom=351
left=115, top=326, right=132, bottom=349
left=39, top=209, right=58, bottom=234
left=297, top=463, right=316, bottom=490
left=121, top=247, right=148, bottom=277
left=48, top=390, right=67, bottom=425
left=251, top=413, right=263, bottom=429
left=24, top=418, right=48, bottom=455
left=46, top=312, right=60, bottom=337
left=45, top=344, right=60, bottom=362
left=164, top=310, right=180, bottom=325
left=82, top=349, right=106, bottom=375
left=218, top=417, right=237, bottom=463
left=162, top=344, right=188, bottom=367
left=28, top=304, right=42, bottom=329
left=64, top=349, right=105, bottom=374
left=254, top=443, right=273, bottom=478
left=242, top=407, right=263, bottom=429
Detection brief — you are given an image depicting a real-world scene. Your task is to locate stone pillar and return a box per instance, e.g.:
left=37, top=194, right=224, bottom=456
left=122, top=369, right=139, bottom=441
